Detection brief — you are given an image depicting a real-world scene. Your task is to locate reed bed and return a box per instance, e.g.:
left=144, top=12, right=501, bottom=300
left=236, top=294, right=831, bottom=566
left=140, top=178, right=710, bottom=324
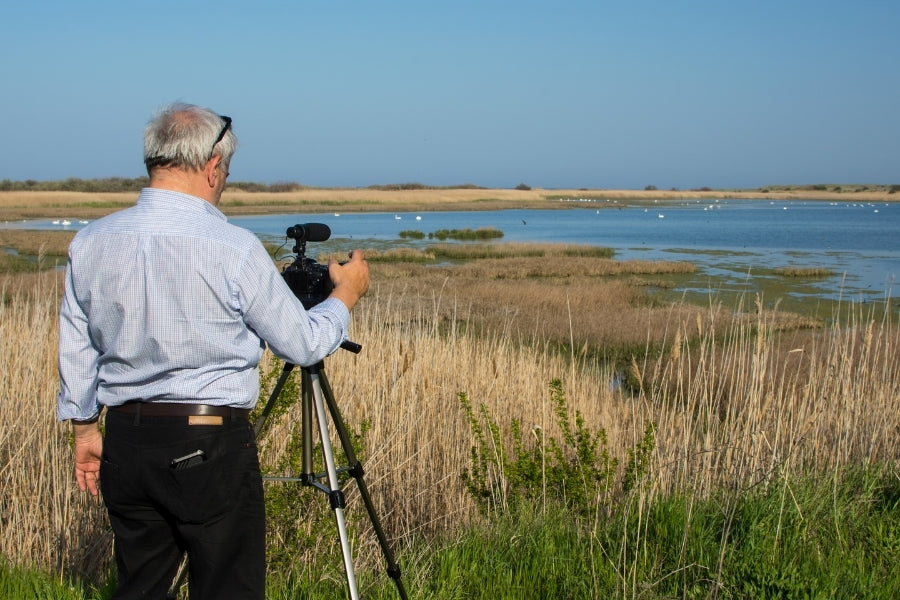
left=0, top=273, right=111, bottom=580
left=0, top=192, right=136, bottom=221
left=0, top=189, right=567, bottom=220
left=1, top=267, right=898, bottom=587
left=262, top=284, right=898, bottom=564
left=0, top=231, right=74, bottom=258
left=774, top=266, right=833, bottom=278
left=631, top=296, right=899, bottom=496
left=356, top=259, right=817, bottom=358
left=4, top=187, right=896, bottom=222
left=428, top=242, right=616, bottom=259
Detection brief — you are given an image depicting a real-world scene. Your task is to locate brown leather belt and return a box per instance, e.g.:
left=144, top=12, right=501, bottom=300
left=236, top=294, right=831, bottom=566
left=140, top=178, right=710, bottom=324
left=109, top=402, right=251, bottom=420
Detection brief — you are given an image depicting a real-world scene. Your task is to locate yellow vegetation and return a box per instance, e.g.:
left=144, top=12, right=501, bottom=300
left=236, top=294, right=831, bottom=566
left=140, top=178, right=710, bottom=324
left=2, top=186, right=897, bottom=221
left=2, top=263, right=898, bottom=580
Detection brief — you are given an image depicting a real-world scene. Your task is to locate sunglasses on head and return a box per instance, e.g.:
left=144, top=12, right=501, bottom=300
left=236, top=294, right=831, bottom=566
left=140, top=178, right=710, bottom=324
left=210, top=115, right=232, bottom=158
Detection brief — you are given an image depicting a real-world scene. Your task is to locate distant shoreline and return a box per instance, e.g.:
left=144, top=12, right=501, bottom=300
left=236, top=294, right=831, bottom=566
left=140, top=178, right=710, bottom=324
left=1, top=187, right=896, bottom=221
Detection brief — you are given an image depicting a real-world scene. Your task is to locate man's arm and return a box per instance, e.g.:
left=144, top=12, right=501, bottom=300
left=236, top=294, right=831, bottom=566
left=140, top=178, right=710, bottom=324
left=59, top=256, right=104, bottom=496
left=240, top=244, right=370, bottom=367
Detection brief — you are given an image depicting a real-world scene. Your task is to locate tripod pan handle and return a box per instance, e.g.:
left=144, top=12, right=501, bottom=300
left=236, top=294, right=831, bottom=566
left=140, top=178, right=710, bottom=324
left=340, top=340, right=362, bottom=354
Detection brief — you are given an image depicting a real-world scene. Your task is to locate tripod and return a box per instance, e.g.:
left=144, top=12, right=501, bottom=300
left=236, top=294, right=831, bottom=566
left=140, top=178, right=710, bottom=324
left=168, top=341, right=407, bottom=600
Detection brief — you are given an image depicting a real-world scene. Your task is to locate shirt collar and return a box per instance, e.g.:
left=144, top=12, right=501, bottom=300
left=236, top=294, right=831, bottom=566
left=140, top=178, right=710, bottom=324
left=138, top=187, right=228, bottom=222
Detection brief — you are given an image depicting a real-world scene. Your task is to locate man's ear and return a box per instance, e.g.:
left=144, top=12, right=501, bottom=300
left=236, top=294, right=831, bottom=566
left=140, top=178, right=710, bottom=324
left=205, top=156, right=222, bottom=188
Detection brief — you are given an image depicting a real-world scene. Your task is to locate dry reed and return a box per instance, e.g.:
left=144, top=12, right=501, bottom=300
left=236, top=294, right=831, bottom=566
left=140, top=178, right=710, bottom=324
left=0, top=273, right=112, bottom=580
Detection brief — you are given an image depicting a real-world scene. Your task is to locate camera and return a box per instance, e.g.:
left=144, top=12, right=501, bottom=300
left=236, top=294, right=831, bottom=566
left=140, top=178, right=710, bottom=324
left=282, top=223, right=334, bottom=309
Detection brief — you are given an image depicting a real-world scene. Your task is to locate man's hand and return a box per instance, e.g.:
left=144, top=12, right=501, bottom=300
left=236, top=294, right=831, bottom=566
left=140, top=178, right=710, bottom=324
left=328, top=250, right=370, bottom=311
left=72, top=421, right=103, bottom=496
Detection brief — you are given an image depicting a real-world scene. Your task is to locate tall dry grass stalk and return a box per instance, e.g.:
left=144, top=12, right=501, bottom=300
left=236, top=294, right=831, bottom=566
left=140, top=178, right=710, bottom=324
left=0, top=273, right=112, bottom=580
left=632, top=295, right=899, bottom=497
left=1, top=274, right=898, bottom=582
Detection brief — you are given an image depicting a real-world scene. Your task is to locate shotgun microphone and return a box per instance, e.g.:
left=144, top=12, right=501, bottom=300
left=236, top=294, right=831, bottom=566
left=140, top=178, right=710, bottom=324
left=286, top=223, right=331, bottom=242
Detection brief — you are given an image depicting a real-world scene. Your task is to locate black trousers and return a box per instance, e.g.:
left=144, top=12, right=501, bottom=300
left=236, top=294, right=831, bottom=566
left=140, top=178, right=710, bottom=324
left=100, top=409, right=265, bottom=599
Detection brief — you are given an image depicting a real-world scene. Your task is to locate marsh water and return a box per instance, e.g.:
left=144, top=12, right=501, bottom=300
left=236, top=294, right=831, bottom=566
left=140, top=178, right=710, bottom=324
left=5, top=198, right=897, bottom=303
left=232, top=198, right=898, bottom=304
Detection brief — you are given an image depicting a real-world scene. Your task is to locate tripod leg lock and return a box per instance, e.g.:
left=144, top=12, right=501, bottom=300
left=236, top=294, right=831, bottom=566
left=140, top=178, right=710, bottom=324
left=328, top=489, right=346, bottom=510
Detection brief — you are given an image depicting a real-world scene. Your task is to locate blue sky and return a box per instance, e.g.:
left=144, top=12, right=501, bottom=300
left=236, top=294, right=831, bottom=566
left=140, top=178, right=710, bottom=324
left=1, top=1, right=898, bottom=189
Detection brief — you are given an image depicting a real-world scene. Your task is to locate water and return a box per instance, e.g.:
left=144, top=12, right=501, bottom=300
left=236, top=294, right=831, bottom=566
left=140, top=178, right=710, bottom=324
left=5, top=198, right=897, bottom=301
left=230, top=199, right=898, bottom=302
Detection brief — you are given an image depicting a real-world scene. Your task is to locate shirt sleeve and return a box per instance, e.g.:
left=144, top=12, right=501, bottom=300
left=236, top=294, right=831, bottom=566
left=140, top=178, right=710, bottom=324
left=237, top=241, right=350, bottom=366
left=57, top=258, right=102, bottom=421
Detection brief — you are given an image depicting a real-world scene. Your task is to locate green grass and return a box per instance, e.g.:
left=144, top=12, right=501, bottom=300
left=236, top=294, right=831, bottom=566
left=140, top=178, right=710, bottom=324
left=10, top=464, right=898, bottom=599
left=271, top=464, right=900, bottom=599
left=0, top=561, right=112, bottom=600
left=0, top=251, right=39, bottom=273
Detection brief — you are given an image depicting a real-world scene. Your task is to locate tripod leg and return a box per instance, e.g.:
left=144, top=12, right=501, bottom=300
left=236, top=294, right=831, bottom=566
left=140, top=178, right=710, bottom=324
left=254, top=363, right=296, bottom=439
left=318, top=371, right=408, bottom=600
left=307, top=369, right=361, bottom=600
left=301, top=369, right=314, bottom=480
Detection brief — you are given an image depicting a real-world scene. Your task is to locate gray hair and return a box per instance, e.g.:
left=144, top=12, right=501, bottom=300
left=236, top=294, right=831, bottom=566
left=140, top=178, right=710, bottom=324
left=143, top=103, right=236, bottom=174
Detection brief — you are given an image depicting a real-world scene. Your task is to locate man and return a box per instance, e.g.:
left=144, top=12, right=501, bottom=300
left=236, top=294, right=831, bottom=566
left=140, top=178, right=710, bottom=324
left=58, top=103, right=370, bottom=599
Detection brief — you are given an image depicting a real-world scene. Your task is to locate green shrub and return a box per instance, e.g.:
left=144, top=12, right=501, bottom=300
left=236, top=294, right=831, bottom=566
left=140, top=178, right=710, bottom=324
left=460, top=379, right=650, bottom=517
left=622, top=421, right=655, bottom=493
